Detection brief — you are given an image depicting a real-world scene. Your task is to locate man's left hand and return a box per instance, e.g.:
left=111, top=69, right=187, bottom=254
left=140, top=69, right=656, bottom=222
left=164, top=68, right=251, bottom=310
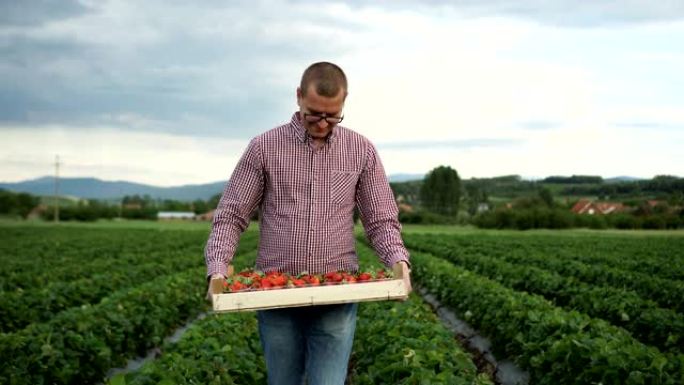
left=393, top=261, right=412, bottom=301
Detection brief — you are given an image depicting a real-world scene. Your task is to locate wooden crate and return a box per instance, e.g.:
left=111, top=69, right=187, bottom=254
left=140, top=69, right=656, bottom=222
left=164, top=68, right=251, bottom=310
left=209, top=264, right=408, bottom=312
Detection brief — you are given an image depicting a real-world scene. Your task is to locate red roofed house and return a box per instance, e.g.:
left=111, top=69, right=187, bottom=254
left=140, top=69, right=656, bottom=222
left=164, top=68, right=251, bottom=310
left=571, top=199, right=625, bottom=215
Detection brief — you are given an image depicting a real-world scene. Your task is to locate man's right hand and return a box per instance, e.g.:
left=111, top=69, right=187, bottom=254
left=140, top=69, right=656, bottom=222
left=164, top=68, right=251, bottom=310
left=206, top=273, right=226, bottom=301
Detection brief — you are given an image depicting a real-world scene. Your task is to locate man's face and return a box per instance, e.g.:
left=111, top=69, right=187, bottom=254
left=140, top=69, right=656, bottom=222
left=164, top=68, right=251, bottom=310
left=297, top=83, right=346, bottom=140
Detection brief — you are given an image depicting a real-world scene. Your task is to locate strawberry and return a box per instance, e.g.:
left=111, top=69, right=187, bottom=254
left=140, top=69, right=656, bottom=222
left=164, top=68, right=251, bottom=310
left=357, top=272, right=372, bottom=282
left=292, top=278, right=306, bottom=287
left=229, top=281, right=247, bottom=292
left=325, top=271, right=344, bottom=282
left=343, top=274, right=356, bottom=283
left=270, top=274, right=287, bottom=287
left=302, top=275, right=321, bottom=286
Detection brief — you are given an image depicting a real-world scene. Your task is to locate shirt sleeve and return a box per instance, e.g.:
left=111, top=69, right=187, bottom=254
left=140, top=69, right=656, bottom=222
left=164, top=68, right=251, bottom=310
left=355, top=142, right=410, bottom=268
left=205, top=138, right=264, bottom=278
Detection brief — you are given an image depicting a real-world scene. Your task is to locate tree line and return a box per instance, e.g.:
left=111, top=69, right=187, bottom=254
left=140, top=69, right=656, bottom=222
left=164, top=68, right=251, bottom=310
left=0, top=189, right=221, bottom=222
left=391, top=167, right=684, bottom=229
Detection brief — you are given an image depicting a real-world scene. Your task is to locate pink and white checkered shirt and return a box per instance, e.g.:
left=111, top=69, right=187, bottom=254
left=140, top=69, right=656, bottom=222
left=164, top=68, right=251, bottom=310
left=205, top=112, right=409, bottom=277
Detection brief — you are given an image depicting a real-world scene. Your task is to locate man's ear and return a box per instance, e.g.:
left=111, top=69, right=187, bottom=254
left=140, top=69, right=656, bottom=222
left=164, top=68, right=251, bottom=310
left=296, top=87, right=303, bottom=107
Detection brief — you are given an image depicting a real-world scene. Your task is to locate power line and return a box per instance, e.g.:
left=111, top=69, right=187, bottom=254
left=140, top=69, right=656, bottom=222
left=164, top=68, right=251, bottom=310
left=54, top=155, right=60, bottom=223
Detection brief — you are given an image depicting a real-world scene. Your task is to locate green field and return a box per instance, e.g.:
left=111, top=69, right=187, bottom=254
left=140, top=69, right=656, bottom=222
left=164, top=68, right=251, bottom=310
left=1, top=220, right=682, bottom=384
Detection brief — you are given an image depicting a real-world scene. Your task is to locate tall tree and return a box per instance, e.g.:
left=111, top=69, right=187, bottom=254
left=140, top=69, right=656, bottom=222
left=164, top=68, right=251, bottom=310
left=420, top=165, right=461, bottom=216
left=538, top=187, right=554, bottom=207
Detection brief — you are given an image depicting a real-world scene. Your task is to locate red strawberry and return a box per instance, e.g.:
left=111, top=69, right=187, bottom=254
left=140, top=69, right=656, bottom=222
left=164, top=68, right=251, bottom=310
left=343, top=275, right=356, bottom=283
left=229, top=281, right=247, bottom=292
left=303, top=275, right=321, bottom=286
left=358, top=272, right=372, bottom=282
left=270, top=275, right=287, bottom=287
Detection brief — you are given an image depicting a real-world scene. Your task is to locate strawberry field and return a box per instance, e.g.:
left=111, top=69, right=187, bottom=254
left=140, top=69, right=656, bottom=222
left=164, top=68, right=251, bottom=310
left=0, top=221, right=682, bottom=384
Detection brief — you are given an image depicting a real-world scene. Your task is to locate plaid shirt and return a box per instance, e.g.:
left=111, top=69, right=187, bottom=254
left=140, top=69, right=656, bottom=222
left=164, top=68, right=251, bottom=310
left=205, top=112, right=409, bottom=277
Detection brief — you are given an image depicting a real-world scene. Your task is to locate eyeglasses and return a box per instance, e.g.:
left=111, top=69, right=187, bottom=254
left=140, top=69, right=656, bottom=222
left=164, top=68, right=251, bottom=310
left=303, top=112, right=344, bottom=125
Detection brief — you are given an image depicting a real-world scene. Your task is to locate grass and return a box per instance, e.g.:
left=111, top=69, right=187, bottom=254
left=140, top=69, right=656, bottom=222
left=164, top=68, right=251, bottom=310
left=398, top=223, right=684, bottom=237
left=0, top=218, right=214, bottom=231
left=2, top=218, right=681, bottom=237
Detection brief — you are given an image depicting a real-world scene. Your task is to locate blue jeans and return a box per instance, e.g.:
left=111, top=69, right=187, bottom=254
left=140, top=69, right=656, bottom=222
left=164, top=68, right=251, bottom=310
left=257, top=303, right=358, bottom=385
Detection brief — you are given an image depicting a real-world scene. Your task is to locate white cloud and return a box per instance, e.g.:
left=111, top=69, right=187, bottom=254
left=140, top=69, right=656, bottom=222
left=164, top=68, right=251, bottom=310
left=0, top=126, right=249, bottom=186
left=1, top=1, right=683, bottom=184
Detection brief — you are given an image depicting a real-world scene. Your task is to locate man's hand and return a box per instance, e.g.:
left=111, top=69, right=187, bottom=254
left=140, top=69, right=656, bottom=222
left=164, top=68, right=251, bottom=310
left=206, top=273, right=226, bottom=301
left=393, top=261, right=412, bottom=301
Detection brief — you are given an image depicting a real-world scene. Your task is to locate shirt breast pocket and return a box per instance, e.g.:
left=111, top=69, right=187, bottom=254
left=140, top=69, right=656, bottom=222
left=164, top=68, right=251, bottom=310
left=330, top=170, right=360, bottom=205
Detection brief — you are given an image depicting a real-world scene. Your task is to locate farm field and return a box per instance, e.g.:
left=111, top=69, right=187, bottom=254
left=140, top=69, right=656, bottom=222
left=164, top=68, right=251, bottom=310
left=0, top=220, right=683, bottom=384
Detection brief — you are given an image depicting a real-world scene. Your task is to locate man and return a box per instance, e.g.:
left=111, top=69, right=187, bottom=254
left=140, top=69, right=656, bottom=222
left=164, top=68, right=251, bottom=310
left=205, top=61, right=411, bottom=385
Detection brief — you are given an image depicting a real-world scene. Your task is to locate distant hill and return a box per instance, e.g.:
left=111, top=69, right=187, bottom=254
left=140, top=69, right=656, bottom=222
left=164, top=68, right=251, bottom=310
left=0, top=177, right=226, bottom=201
left=388, top=173, right=424, bottom=182
left=1, top=174, right=425, bottom=201
left=605, top=176, right=644, bottom=183
left=1, top=174, right=663, bottom=202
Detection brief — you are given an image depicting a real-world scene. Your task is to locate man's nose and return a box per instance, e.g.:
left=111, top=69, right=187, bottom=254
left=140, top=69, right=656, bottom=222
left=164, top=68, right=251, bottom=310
left=317, top=119, right=330, bottom=128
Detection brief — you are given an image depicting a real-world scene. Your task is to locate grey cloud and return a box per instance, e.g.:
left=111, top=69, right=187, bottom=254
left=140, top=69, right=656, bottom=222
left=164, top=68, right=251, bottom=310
left=4, top=0, right=681, bottom=143
left=330, top=0, right=684, bottom=27
left=0, top=1, right=353, bottom=137
left=0, top=0, right=93, bottom=26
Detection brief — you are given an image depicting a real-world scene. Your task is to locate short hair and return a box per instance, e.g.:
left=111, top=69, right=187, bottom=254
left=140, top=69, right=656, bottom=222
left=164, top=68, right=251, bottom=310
left=300, top=62, right=348, bottom=98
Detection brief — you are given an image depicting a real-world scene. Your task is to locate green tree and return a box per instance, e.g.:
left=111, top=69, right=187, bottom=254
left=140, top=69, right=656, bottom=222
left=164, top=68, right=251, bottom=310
left=538, top=187, right=554, bottom=207
left=208, top=193, right=221, bottom=209
left=0, top=190, right=40, bottom=218
left=420, top=165, right=461, bottom=216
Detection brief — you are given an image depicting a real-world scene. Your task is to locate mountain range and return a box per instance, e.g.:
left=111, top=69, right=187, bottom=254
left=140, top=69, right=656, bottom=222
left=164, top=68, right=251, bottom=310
left=0, top=174, right=427, bottom=201
left=1, top=174, right=648, bottom=202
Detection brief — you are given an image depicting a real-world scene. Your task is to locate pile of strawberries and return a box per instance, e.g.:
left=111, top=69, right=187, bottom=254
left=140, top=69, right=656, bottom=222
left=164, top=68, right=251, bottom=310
left=222, top=268, right=393, bottom=293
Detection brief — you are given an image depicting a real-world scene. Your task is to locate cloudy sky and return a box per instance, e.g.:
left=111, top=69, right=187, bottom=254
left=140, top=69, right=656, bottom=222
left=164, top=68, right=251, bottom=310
left=1, top=0, right=683, bottom=186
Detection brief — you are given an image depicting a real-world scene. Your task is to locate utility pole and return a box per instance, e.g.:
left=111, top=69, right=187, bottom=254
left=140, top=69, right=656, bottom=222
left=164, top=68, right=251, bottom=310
left=54, top=155, right=60, bottom=223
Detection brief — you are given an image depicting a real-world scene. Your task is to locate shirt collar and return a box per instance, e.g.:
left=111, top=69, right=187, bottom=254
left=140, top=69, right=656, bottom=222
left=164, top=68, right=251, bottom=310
left=290, top=112, right=338, bottom=145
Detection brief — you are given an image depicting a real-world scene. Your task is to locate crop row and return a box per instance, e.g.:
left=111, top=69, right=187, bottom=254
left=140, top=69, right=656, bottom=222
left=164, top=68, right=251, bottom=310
left=408, top=250, right=683, bottom=385
left=403, top=233, right=684, bottom=282
left=403, top=234, right=684, bottom=314
left=350, top=243, right=492, bottom=384
left=0, top=231, right=258, bottom=333
left=0, top=228, right=235, bottom=291
left=405, top=237, right=683, bottom=353
left=0, top=248, right=258, bottom=385
left=111, top=242, right=492, bottom=385
left=0, top=226, right=206, bottom=271
left=108, top=312, right=266, bottom=385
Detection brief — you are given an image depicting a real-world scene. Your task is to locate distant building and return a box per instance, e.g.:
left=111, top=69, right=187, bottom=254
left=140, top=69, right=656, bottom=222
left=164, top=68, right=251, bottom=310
left=27, top=204, right=48, bottom=220
left=195, top=210, right=216, bottom=221
left=157, top=211, right=196, bottom=220
left=571, top=199, right=625, bottom=215
left=476, top=203, right=490, bottom=213
left=397, top=203, right=414, bottom=213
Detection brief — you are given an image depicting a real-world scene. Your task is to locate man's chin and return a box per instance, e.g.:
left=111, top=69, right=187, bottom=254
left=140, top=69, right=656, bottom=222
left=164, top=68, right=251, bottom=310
left=308, top=131, right=329, bottom=138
